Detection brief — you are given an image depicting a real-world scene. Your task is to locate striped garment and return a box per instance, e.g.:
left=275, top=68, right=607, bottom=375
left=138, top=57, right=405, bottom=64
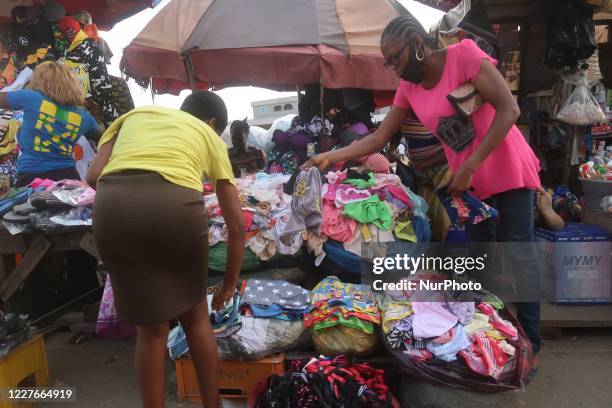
left=459, top=332, right=510, bottom=380
left=401, top=117, right=444, bottom=162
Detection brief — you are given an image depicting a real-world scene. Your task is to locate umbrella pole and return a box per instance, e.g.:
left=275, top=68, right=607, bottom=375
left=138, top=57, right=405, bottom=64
left=184, top=53, right=196, bottom=91
left=319, top=81, right=327, bottom=134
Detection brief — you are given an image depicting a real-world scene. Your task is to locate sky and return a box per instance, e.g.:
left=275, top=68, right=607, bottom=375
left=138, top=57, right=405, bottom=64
left=102, top=0, right=444, bottom=122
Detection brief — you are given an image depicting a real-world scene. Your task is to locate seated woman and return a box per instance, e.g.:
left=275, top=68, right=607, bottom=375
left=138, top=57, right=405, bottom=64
left=0, top=61, right=103, bottom=186
left=535, top=186, right=565, bottom=230
left=227, top=119, right=266, bottom=177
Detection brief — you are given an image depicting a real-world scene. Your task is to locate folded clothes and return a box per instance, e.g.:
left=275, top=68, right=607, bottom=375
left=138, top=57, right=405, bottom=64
left=308, top=276, right=379, bottom=316
left=0, top=188, right=35, bottom=216
left=241, top=279, right=310, bottom=315
left=313, top=314, right=375, bottom=335
left=245, top=304, right=305, bottom=321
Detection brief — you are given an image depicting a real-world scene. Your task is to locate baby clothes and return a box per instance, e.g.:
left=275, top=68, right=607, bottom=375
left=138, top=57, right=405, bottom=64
left=343, top=195, right=393, bottom=231
left=321, top=201, right=358, bottom=243
left=278, top=168, right=323, bottom=238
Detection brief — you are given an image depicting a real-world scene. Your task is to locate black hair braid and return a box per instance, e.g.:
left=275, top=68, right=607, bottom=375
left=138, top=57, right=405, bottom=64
left=381, top=14, right=435, bottom=47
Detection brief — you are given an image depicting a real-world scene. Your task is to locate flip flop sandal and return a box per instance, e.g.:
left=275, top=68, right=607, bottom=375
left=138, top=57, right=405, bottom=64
left=2, top=210, right=30, bottom=224
left=13, top=199, right=37, bottom=215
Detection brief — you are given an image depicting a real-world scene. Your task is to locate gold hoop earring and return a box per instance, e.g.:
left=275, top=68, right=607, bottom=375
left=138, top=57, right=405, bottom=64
left=416, top=48, right=425, bottom=61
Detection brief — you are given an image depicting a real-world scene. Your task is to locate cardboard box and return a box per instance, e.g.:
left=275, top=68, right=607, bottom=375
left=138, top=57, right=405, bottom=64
left=536, top=223, right=611, bottom=304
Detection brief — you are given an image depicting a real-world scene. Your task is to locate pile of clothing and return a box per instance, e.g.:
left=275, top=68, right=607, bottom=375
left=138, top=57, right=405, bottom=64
left=317, top=167, right=430, bottom=273
left=253, top=356, right=397, bottom=408
left=381, top=276, right=520, bottom=381
left=305, top=276, right=381, bottom=356
left=204, top=172, right=301, bottom=270
left=240, top=278, right=309, bottom=320
left=1, top=178, right=95, bottom=234
left=204, top=164, right=433, bottom=274
left=168, top=279, right=311, bottom=361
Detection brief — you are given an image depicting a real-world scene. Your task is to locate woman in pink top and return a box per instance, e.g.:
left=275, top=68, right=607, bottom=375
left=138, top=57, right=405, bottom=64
left=305, top=14, right=541, bottom=354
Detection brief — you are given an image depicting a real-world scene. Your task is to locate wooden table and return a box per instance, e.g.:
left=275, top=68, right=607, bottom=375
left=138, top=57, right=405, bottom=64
left=0, top=229, right=99, bottom=304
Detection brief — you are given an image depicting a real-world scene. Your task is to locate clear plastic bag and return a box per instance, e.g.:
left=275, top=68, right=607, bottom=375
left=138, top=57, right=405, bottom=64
left=557, top=68, right=606, bottom=125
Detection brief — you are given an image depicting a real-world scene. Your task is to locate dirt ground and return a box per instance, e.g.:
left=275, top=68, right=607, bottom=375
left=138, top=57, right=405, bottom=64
left=41, top=328, right=612, bottom=408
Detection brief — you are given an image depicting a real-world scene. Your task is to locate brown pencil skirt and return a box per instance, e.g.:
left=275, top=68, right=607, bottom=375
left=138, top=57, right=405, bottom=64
left=93, top=171, right=208, bottom=325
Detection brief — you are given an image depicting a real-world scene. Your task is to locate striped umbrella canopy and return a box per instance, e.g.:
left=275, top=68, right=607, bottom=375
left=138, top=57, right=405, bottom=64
left=121, top=0, right=410, bottom=94
left=0, top=0, right=161, bottom=30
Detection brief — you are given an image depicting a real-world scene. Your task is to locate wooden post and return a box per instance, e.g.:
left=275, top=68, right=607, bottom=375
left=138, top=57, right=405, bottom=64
left=0, top=235, right=51, bottom=303
left=78, top=232, right=100, bottom=260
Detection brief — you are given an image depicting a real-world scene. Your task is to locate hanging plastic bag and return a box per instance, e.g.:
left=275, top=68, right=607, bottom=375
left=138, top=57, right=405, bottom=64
left=556, top=68, right=606, bottom=125
left=96, top=275, right=136, bottom=339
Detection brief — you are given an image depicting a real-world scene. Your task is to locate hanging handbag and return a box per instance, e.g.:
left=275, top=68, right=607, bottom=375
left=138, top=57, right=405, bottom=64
left=447, top=83, right=483, bottom=117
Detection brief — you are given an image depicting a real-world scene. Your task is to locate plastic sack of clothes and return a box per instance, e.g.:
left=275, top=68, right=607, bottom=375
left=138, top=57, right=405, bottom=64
left=383, top=275, right=533, bottom=394
left=96, top=275, right=136, bottom=340
left=208, top=243, right=260, bottom=272
left=312, top=324, right=378, bottom=357
left=217, top=316, right=309, bottom=360
left=557, top=68, right=606, bottom=125
left=306, top=276, right=381, bottom=357
left=397, top=376, right=518, bottom=408
left=169, top=316, right=309, bottom=361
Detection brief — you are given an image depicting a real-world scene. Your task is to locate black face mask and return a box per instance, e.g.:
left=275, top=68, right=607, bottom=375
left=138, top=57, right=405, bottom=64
left=400, top=41, right=425, bottom=84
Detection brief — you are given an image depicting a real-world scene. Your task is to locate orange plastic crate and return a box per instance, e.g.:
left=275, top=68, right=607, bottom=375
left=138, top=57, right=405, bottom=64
left=175, top=353, right=285, bottom=402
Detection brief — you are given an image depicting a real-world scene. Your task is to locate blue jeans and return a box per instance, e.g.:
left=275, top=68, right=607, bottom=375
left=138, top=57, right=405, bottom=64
left=465, top=188, right=542, bottom=353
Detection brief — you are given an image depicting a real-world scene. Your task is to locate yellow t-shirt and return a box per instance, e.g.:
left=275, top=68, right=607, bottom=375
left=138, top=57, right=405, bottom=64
left=98, top=106, right=234, bottom=191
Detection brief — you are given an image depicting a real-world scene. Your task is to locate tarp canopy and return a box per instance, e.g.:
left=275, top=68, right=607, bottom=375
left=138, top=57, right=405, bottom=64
left=0, top=0, right=161, bottom=30
left=121, top=0, right=411, bottom=94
